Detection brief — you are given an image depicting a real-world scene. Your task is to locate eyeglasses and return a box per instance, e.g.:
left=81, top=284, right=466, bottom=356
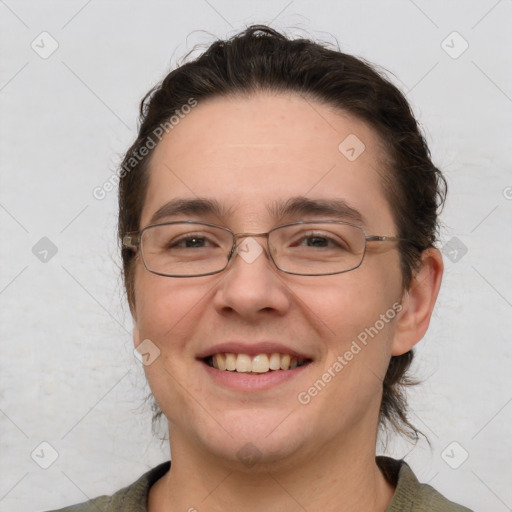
left=123, top=220, right=402, bottom=278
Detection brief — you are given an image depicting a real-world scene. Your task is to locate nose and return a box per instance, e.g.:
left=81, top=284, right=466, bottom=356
left=212, top=236, right=291, bottom=321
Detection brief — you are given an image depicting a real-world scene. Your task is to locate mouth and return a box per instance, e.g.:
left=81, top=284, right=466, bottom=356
left=197, top=343, right=313, bottom=391
left=203, top=352, right=311, bottom=373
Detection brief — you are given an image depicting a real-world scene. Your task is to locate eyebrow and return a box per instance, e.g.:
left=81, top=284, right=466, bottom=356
left=268, top=197, right=365, bottom=226
left=148, top=196, right=365, bottom=227
left=149, top=198, right=233, bottom=225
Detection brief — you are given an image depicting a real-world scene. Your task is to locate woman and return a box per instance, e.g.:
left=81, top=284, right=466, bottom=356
left=49, top=25, right=473, bottom=512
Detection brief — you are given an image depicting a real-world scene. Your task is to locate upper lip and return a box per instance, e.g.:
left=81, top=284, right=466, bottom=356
left=196, top=342, right=313, bottom=360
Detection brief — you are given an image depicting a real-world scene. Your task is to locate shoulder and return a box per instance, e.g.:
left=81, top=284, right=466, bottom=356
left=42, top=461, right=171, bottom=512
left=377, top=456, right=474, bottom=512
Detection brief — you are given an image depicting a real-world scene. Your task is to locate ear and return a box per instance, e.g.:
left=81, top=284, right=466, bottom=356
left=133, top=321, right=141, bottom=349
left=391, top=248, right=444, bottom=356
left=130, top=296, right=141, bottom=349
left=128, top=285, right=140, bottom=348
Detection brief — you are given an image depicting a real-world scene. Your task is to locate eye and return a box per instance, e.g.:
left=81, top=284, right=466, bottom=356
left=168, top=233, right=218, bottom=249
left=291, top=231, right=349, bottom=250
left=301, top=235, right=334, bottom=248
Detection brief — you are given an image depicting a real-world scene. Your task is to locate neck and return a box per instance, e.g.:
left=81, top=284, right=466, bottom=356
left=149, top=427, right=395, bottom=512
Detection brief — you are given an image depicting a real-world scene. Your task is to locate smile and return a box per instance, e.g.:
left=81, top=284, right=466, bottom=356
left=205, top=353, right=310, bottom=373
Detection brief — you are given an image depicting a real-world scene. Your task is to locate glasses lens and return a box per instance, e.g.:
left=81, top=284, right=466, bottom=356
left=270, top=222, right=366, bottom=275
left=140, top=223, right=233, bottom=276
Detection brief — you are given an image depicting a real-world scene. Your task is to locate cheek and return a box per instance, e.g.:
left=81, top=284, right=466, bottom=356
left=133, top=271, right=209, bottom=421
left=301, top=257, right=402, bottom=372
left=298, top=256, right=401, bottom=333
left=133, top=267, right=209, bottom=343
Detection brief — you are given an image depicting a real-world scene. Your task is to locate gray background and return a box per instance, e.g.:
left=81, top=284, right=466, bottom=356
left=1, top=1, right=511, bottom=510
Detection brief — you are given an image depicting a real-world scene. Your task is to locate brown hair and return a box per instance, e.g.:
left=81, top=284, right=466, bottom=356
left=118, top=25, right=446, bottom=440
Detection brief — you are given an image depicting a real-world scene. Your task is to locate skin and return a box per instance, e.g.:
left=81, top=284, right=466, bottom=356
left=129, top=92, right=444, bottom=511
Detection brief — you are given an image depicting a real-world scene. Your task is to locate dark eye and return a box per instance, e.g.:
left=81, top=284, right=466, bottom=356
left=304, top=236, right=331, bottom=247
left=175, top=237, right=208, bottom=248
left=168, top=234, right=216, bottom=249
left=293, top=232, right=348, bottom=250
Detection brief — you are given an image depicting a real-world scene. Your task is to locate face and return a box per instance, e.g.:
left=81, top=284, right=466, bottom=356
left=132, top=92, right=406, bottom=470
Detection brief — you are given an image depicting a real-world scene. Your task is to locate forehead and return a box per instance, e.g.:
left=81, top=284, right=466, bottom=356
left=141, top=92, right=394, bottom=232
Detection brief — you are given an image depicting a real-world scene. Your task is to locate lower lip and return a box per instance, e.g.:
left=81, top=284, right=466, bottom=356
left=201, top=361, right=311, bottom=391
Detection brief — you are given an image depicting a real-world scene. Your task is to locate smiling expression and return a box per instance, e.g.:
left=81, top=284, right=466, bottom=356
left=131, top=92, right=407, bottom=469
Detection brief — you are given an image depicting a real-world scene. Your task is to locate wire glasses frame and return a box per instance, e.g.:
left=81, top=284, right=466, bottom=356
left=123, top=220, right=403, bottom=278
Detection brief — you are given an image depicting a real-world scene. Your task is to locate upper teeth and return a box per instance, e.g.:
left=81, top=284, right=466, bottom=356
left=210, top=353, right=304, bottom=373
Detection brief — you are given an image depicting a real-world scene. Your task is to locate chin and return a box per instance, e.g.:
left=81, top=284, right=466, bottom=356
left=190, top=407, right=312, bottom=471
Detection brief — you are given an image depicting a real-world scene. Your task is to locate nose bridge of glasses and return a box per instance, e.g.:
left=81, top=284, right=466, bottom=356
left=231, top=231, right=271, bottom=259
left=233, top=231, right=270, bottom=241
